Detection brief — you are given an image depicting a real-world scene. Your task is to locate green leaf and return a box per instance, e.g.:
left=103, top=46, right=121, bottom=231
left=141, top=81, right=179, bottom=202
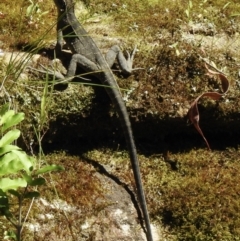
left=0, top=151, right=34, bottom=176
left=2, top=209, right=14, bottom=219
left=231, top=13, right=240, bottom=17
left=28, top=177, right=45, bottom=186
left=0, top=110, right=14, bottom=127
left=26, top=0, right=34, bottom=16
left=22, top=173, right=32, bottom=184
left=8, top=189, right=20, bottom=198
left=0, top=145, right=21, bottom=156
left=24, top=191, right=40, bottom=199
left=0, top=152, right=18, bottom=176
left=36, top=164, right=64, bottom=175
left=41, top=11, right=49, bottom=16
left=0, top=177, right=27, bottom=192
left=0, top=129, right=20, bottom=147
left=1, top=112, right=25, bottom=132
left=11, top=150, right=35, bottom=173
left=189, top=0, right=193, bottom=9
left=223, top=2, right=231, bottom=10
left=0, top=195, right=9, bottom=216
left=0, top=189, right=6, bottom=196
left=0, top=196, right=8, bottom=208
left=40, top=77, right=49, bottom=126
left=3, top=230, right=17, bottom=240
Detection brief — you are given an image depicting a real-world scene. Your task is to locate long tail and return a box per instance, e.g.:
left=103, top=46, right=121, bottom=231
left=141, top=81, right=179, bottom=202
left=121, top=107, right=153, bottom=241
left=106, top=85, right=153, bottom=241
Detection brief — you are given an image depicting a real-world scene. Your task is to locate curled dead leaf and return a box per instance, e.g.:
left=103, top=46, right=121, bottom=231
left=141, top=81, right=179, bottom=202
left=188, top=63, right=230, bottom=150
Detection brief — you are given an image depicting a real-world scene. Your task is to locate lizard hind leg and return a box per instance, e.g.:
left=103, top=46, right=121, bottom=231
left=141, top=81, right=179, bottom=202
left=105, top=45, right=137, bottom=76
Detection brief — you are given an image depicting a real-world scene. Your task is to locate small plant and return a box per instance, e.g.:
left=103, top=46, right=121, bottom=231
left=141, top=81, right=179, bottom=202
left=169, top=42, right=180, bottom=56
left=26, top=0, right=49, bottom=28
left=185, top=0, right=193, bottom=22
left=0, top=103, right=64, bottom=241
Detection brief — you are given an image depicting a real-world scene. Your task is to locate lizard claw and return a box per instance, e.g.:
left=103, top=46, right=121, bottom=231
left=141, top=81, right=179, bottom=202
left=122, top=45, right=138, bottom=75
left=27, top=65, right=70, bottom=91
left=28, top=65, right=70, bottom=90
left=28, top=63, right=91, bottom=87
left=130, top=45, right=137, bottom=62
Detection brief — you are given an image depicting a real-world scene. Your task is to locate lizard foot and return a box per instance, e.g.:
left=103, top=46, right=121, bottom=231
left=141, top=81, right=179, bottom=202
left=106, top=45, right=141, bottom=76
left=28, top=64, right=69, bottom=90
left=124, top=46, right=144, bottom=74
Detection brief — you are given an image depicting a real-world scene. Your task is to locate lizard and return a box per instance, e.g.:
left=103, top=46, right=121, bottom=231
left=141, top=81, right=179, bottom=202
left=52, top=0, right=154, bottom=240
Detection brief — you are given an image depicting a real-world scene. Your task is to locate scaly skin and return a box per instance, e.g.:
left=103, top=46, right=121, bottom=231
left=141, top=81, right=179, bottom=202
left=53, top=0, right=153, bottom=240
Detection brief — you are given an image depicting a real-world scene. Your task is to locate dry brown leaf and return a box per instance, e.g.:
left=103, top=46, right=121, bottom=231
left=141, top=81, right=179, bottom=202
left=187, top=64, right=230, bottom=150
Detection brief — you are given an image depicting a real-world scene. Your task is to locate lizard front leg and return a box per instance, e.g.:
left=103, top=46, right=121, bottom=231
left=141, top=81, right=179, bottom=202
left=105, top=45, right=137, bottom=75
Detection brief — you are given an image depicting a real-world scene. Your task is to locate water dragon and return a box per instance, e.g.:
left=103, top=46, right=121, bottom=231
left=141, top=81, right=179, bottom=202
left=52, top=0, right=153, bottom=240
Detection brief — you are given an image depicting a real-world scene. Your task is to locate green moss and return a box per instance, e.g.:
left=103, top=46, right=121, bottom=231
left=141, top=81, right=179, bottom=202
left=85, top=148, right=240, bottom=240
left=0, top=0, right=54, bottom=49
left=43, top=152, right=107, bottom=208
left=147, top=148, right=240, bottom=240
